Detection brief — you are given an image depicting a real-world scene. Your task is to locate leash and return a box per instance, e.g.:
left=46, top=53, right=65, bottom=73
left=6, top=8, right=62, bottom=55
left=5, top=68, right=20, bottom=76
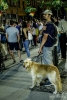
left=32, top=53, right=43, bottom=63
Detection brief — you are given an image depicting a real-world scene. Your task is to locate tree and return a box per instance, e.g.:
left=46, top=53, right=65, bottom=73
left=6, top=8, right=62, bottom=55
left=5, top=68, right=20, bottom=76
left=12, top=0, right=18, bottom=2
left=38, top=0, right=67, bottom=11
left=0, top=0, right=18, bottom=24
left=0, top=0, right=19, bottom=11
left=25, top=6, right=36, bottom=13
left=38, top=0, right=67, bottom=18
left=0, top=0, right=8, bottom=11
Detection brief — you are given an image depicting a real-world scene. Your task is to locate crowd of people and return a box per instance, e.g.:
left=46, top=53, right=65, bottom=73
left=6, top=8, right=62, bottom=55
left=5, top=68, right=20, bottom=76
left=0, top=9, right=67, bottom=65
left=0, top=19, right=44, bottom=63
left=0, top=9, right=67, bottom=86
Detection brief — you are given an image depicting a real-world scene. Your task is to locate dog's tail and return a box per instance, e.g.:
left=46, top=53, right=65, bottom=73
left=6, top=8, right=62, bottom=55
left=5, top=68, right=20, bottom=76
left=56, top=72, right=62, bottom=92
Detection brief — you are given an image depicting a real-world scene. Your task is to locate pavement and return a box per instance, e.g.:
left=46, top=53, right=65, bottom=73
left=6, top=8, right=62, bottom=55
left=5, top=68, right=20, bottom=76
left=0, top=46, right=67, bottom=100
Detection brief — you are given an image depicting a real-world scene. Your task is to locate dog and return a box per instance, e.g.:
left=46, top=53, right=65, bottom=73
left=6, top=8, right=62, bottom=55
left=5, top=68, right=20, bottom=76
left=23, top=58, right=62, bottom=94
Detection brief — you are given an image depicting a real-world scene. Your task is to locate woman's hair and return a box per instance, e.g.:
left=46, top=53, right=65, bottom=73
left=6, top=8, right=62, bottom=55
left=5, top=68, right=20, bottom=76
left=33, top=22, right=36, bottom=28
left=22, top=21, right=27, bottom=28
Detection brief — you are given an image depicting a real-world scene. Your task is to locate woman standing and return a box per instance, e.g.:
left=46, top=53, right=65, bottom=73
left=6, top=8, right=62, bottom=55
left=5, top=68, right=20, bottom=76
left=32, top=23, right=37, bottom=46
left=22, top=21, right=30, bottom=58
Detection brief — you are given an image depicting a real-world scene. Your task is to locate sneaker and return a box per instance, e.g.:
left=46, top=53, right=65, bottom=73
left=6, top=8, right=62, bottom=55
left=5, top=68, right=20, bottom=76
left=44, top=80, right=52, bottom=86
left=20, top=60, right=23, bottom=63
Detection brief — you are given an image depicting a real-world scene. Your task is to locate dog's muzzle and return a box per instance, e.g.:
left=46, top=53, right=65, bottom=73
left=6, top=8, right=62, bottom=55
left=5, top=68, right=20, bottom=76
left=23, top=62, right=25, bottom=68
left=23, top=63, right=28, bottom=69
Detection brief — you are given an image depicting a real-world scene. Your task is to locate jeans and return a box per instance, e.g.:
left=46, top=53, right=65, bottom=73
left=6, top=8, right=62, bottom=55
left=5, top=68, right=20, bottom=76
left=29, top=40, right=33, bottom=46
left=42, top=46, right=53, bottom=65
left=23, top=40, right=30, bottom=58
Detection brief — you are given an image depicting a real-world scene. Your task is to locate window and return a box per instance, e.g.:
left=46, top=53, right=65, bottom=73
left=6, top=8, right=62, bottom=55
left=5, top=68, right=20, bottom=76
left=33, top=1, right=35, bottom=7
left=10, top=0, right=13, bottom=6
left=22, top=1, right=25, bottom=9
left=18, top=0, right=20, bottom=8
left=11, top=14, right=16, bottom=19
left=30, top=0, right=32, bottom=6
left=13, top=2, right=16, bottom=7
left=7, top=14, right=11, bottom=19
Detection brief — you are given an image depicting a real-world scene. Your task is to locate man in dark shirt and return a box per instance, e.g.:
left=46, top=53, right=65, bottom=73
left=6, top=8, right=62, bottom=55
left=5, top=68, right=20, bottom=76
left=38, top=9, right=56, bottom=86
left=38, top=9, right=54, bottom=65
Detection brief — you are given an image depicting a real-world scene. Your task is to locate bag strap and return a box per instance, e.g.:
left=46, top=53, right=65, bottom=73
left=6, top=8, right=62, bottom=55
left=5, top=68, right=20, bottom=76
left=46, top=22, right=57, bottom=40
left=47, top=22, right=55, bottom=40
left=48, top=34, right=54, bottom=40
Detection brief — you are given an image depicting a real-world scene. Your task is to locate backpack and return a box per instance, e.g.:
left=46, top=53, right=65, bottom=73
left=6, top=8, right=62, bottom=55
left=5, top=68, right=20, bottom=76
left=48, top=23, right=58, bottom=45
left=1, top=33, right=7, bottom=43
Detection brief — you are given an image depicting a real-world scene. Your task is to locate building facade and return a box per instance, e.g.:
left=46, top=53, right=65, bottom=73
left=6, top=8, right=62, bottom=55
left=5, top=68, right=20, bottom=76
left=3, top=0, right=26, bottom=22
left=2, top=0, right=40, bottom=23
left=2, top=0, right=66, bottom=23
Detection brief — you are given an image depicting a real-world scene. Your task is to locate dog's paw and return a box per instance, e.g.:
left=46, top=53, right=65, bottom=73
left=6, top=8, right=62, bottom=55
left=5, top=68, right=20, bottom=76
left=29, top=86, right=34, bottom=89
left=53, top=91, right=57, bottom=94
left=37, top=83, right=40, bottom=87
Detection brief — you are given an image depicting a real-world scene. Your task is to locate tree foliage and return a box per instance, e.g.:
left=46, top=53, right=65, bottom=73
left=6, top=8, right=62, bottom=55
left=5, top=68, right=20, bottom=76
left=12, top=0, right=18, bottom=2
left=0, top=0, right=18, bottom=11
left=25, top=6, right=36, bottom=13
left=39, top=0, right=67, bottom=11
left=25, top=0, right=30, bottom=5
left=0, top=0, right=8, bottom=10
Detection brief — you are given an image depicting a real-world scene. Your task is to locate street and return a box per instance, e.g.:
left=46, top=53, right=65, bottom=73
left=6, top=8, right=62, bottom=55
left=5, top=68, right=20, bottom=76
left=0, top=46, right=67, bottom=100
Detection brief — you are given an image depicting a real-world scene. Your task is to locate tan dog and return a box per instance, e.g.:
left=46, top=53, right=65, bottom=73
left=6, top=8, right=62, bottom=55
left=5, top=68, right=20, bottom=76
left=23, top=58, right=62, bottom=94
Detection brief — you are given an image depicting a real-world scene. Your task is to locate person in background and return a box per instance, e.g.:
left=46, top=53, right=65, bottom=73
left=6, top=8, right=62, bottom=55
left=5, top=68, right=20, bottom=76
left=58, top=14, right=67, bottom=76
left=52, top=16, right=61, bottom=55
left=14, top=21, right=23, bottom=51
left=4, top=22, right=10, bottom=30
left=58, top=14, right=67, bottom=60
left=28, top=27, right=33, bottom=47
left=38, top=21, right=44, bottom=43
left=22, top=21, right=30, bottom=58
left=32, top=23, right=37, bottom=46
left=0, top=28, right=8, bottom=60
left=6, top=20, right=22, bottom=63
